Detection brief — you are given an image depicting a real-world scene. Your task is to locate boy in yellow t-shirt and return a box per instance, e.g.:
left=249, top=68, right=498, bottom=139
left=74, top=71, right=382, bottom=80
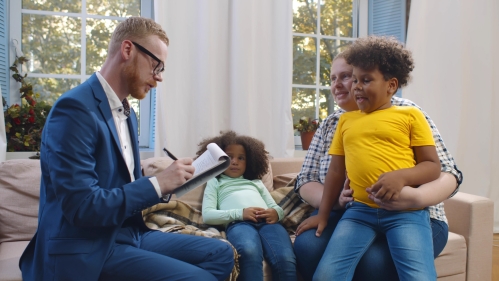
left=330, top=106, right=436, bottom=208
left=303, top=36, right=441, bottom=281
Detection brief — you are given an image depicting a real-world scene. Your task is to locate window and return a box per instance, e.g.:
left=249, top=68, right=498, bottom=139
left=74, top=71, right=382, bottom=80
left=368, top=0, right=408, bottom=97
left=8, top=0, right=155, bottom=148
left=292, top=0, right=368, bottom=126
left=0, top=0, right=8, bottom=103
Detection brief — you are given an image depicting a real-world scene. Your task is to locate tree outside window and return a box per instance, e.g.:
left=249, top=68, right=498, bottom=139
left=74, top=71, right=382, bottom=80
left=292, top=0, right=357, bottom=127
left=12, top=0, right=148, bottom=142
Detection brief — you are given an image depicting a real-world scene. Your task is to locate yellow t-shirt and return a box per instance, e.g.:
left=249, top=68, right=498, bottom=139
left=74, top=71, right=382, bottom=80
left=329, top=106, right=435, bottom=208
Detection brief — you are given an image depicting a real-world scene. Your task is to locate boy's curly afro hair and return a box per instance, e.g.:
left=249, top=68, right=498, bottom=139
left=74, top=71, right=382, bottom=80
left=344, top=35, right=414, bottom=88
left=195, top=130, right=269, bottom=180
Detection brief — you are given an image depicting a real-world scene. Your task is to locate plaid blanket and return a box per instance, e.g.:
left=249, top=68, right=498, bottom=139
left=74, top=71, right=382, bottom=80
left=269, top=186, right=315, bottom=235
left=142, top=185, right=314, bottom=280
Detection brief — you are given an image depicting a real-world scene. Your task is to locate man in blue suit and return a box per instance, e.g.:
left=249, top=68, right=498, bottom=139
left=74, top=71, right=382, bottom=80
left=19, top=17, right=234, bottom=281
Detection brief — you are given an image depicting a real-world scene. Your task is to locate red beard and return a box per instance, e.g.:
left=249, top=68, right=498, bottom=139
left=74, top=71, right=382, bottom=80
left=123, top=56, right=156, bottom=100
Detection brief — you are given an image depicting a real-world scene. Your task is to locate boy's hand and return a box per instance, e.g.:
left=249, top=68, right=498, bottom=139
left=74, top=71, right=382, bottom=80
left=243, top=207, right=265, bottom=222
left=368, top=170, right=405, bottom=202
left=368, top=185, right=418, bottom=210
left=256, top=208, right=279, bottom=224
left=295, top=215, right=327, bottom=237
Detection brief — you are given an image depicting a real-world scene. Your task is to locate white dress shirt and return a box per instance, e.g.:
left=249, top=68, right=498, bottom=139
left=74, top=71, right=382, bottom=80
left=96, top=72, right=161, bottom=197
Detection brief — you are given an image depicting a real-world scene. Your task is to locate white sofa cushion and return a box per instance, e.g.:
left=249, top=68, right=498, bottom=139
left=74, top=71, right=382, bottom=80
left=0, top=235, right=30, bottom=281
left=0, top=160, right=40, bottom=243
left=435, top=232, right=467, bottom=280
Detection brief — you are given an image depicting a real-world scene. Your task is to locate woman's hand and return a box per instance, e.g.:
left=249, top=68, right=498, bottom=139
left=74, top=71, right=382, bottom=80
left=295, top=215, right=328, bottom=237
left=256, top=208, right=279, bottom=224
left=335, top=177, right=354, bottom=209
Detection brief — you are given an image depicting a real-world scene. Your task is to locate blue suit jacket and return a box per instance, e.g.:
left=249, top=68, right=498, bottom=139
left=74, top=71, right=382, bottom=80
left=20, top=74, right=161, bottom=280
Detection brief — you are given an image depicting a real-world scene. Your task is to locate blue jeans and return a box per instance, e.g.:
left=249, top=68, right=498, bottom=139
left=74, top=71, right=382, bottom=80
left=294, top=207, right=447, bottom=281
left=226, top=221, right=296, bottom=281
left=313, top=202, right=436, bottom=281
left=99, top=227, right=234, bottom=281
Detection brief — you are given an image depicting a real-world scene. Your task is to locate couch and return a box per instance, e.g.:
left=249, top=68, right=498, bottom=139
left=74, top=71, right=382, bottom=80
left=0, top=157, right=494, bottom=281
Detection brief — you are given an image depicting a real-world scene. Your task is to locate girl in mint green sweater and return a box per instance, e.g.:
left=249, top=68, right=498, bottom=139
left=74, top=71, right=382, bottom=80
left=197, top=131, right=296, bottom=281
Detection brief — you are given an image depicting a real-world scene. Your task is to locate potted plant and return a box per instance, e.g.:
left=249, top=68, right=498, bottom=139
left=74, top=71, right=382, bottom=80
left=3, top=54, right=52, bottom=157
left=294, top=116, right=320, bottom=150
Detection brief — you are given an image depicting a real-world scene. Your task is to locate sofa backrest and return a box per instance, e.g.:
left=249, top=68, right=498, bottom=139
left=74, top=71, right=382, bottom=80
left=0, top=156, right=304, bottom=243
left=0, top=159, right=41, bottom=243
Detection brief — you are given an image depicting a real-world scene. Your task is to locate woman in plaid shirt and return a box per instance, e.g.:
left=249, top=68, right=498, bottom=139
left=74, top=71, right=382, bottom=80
left=293, top=52, right=463, bottom=281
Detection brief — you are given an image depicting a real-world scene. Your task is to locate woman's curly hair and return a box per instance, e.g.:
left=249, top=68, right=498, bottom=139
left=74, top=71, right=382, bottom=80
left=195, top=130, right=269, bottom=180
left=344, top=35, right=414, bottom=88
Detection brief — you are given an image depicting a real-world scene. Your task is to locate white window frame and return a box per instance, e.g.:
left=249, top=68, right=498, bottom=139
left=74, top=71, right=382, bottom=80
left=292, top=0, right=368, bottom=120
left=291, top=0, right=368, bottom=150
left=8, top=0, right=154, bottom=148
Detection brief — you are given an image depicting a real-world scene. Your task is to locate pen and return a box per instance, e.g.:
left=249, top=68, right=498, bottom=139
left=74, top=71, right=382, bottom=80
left=163, top=148, right=178, bottom=160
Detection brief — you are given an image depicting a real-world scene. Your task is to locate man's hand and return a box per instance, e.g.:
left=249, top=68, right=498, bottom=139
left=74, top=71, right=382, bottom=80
left=368, top=170, right=405, bottom=202
left=243, top=207, right=265, bottom=222
left=295, top=215, right=327, bottom=237
left=256, top=208, right=279, bottom=224
left=155, top=158, right=195, bottom=195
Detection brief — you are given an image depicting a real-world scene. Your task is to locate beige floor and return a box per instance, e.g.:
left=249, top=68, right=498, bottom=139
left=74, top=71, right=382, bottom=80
left=493, top=233, right=499, bottom=281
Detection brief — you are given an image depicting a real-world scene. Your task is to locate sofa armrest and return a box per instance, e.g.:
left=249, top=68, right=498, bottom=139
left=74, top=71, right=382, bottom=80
left=443, top=192, right=493, bottom=281
left=269, top=158, right=304, bottom=177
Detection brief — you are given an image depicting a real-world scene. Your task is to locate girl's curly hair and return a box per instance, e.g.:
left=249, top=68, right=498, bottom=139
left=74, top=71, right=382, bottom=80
left=344, top=35, right=414, bottom=88
left=195, top=130, right=269, bottom=180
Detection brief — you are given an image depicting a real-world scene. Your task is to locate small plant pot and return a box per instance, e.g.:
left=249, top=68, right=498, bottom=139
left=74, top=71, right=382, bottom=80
left=300, top=131, right=316, bottom=150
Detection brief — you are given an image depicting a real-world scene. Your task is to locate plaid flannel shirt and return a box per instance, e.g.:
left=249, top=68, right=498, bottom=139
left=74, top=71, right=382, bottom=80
left=295, top=96, right=463, bottom=224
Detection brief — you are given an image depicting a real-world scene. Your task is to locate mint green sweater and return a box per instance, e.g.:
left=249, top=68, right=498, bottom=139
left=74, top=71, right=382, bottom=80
left=202, top=174, right=284, bottom=226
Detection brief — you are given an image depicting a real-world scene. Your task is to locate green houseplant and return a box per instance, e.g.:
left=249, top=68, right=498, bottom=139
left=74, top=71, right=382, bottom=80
left=294, top=117, right=320, bottom=150
left=3, top=55, right=52, bottom=154
left=294, top=116, right=320, bottom=133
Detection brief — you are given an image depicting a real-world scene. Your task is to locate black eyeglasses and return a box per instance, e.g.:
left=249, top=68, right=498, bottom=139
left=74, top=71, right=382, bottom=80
left=131, top=41, right=165, bottom=76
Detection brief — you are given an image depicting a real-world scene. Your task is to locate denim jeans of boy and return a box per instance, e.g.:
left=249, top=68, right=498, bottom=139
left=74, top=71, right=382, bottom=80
left=313, top=202, right=436, bottom=281
left=226, top=221, right=296, bottom=281
left=294, top=209, right=447, bottom=281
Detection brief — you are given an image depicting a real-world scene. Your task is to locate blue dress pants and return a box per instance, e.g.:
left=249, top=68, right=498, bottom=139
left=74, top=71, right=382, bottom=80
left=98, top=226, right=234, bottom=281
